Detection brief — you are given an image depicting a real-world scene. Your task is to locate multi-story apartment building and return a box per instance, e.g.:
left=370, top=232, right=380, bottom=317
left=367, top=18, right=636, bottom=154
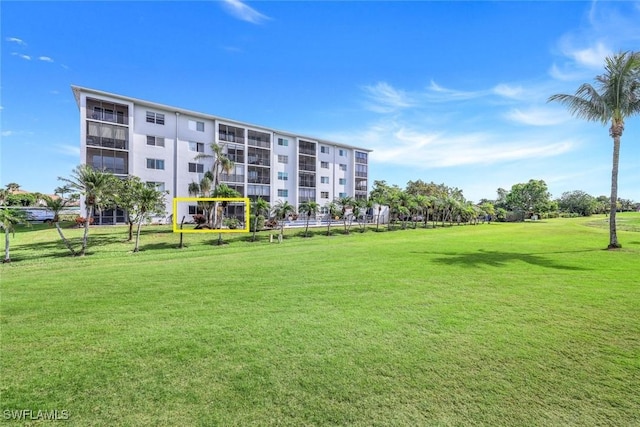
left=72, top=86, right=371, bottom=224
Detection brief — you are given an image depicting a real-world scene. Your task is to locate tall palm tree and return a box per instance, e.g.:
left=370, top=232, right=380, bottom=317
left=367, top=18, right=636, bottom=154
left=299, top=200, right=320, bottom=237
left=549, top=51, right=640, bottom=248
left=251, top=197, right=270, bottom=242
left=195, top=142, right=234, bottom=190
left=0, top=207, right=29, bottom=263
left=58, top=165, right=117, bottom=256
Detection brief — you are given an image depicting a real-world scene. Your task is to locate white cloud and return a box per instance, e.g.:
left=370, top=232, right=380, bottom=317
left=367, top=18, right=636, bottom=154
left=566, top=41, right=612, bottom=69
left=1, top=130, right=14, bottom=137
left=221, top=0, right=270, bottom=24
left=362, top=82, right=415, bottom=113
left=38, top=56, right=54, bottom=62
left=426, top=80, right=488, bottom=101
left=6, top=37, right=26, bottom=46
left=504, top=107, right=570, bottom=126
left=493, top=84, right=523, bottom=99
left=11, top=52, right=31, bottom=60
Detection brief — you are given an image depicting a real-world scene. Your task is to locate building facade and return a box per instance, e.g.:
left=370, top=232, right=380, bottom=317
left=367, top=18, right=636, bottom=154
left=72, top=86, right=371, bottom=224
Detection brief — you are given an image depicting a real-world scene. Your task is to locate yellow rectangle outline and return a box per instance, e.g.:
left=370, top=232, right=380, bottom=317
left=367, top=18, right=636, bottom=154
left=172, top=197, right=250, bottom=233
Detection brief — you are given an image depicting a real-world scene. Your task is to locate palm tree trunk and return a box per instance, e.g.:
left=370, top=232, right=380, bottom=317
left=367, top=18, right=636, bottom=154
left=80, top=205, right=92, bottom=256
left=305, top=215, right=310, bottom=237
left=608, top=127, right=622, bottom=249
left=3, top=229, right=10, bottom=263
left=55, top=222, right=77, bottom=256
left=134, top=220, right=143, bottom=252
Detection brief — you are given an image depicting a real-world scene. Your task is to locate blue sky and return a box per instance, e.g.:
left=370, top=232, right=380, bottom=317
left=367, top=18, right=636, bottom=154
left=1, top=0, right=639, bottom=203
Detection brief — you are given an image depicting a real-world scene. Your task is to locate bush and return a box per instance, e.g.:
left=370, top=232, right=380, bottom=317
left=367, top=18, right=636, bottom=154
left=74, top=216, right=94, bottom=226
left=249, top=215, right=265, bottom=232
left=224, top=218, right=240, bottom=229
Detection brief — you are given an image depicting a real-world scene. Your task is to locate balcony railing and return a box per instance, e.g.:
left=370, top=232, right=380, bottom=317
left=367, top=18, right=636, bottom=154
left=87, top=111, right=128, bottom=125
left=87, top=136, right=128, bottom=150
left=247, top=138, right=270, bottom=149
left=355, top=172, right=368, bottom=178
left=219, top=133, right=245, bottom=144
left=220, top=174, right=245, bottom=183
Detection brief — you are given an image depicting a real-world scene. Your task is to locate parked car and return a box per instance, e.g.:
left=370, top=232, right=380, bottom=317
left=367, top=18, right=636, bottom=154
left=24, top=209, right=55, bottom=223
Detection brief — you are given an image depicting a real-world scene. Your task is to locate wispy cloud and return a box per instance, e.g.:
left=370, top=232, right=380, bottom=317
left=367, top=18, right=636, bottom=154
left=1, top=130, right=14, bottom=137
left=362, top=82, right=415, bottom=113
left=11, top=52, right=31, bottom=60
left=426, top=80, right=488, bottom=101
left=38, top=56, right=54, bottom=62
left=6, top=37, right=26, bottom=46
left=492, top=84, right=524, bottom=99
left=504, top=107, right=570, bottom=127
left=221, top=0, right=270, bottom=24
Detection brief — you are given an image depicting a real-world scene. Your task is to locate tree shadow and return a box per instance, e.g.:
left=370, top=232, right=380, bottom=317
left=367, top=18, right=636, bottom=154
left=417, top=249, right=593, bottom=271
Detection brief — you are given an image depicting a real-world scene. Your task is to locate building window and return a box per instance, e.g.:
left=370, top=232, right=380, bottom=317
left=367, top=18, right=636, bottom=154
left=339, top=178, right=346, bottom=185
left=321, top=146, right=330, bottom=154
left=146, top=158, right=165, bottom=170
left=321, top=176, right=329, bottom=184
left=188, top=163, right=204, bottom=173
left=189, top=141, right=204, bottom=152
left=355, top=151, right=368, bottom=164
left=278, top=172, right=288, bottom=181
left=278, top=189, right=288, bottom=197
left=321, top=191, right=329, bottom=199
left=339, top=164, right=347, bottom=171
left=277, top=138, right=288, bottom=147
left=189, top=120, right=205, bottom=132
left=278, top=155, right=288, bottom=164
left=146, top=111, right=165, bottom=125
left=146, top=181, right=165, bottom=192
left=339, top=192, right=347, bottom=198
left=146, top=136, right=165, bottom=147
left=188, top=205, right=204, bottom=215
left=321, top=161, right=329, bottom=169
left=339, top=149, right=346, bottom=156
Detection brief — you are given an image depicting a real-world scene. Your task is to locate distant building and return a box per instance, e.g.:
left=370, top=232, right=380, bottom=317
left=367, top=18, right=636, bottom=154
left=72, top=86, right=371, bottom=224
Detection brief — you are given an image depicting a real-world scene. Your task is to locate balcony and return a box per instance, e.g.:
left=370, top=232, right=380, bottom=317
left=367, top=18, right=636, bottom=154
left=86, top=99, right=129, bottom=125
left=87, top=136, right=128, bottom=150
left=220, top=174, right=245, bottom=183
left=247, top=138, right=270, bottom=149
left=219, top=132, right=245, bottom=144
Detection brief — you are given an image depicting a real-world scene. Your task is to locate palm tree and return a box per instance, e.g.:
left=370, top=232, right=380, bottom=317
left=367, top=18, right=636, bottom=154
left=324, top=200, right=338, bottom=236
left=272, top=200, right=295, bottom=239
left=251, top=197, right=270, bottom=241
left=44, top=195, right=77, bottom=256
left=336, top=195, right=356, bottom=234
left=212, top=183, right=240, bottom=245
left=195, top=142, right=234, bottom=190
left=132, top=185, right=167, bottom=252
left=299, top=200, right=320, bottom=237
left=58, top=165, right=117, bottom=256
left=0, top=207, right=29, bottom=263
left=5, top=183, right=20, bottom=193
left=549, top=51, right=640, bottom=249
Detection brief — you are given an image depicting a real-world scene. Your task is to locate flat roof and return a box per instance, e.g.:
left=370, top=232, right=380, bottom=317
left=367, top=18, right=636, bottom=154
left=71, top=85, right=372, bottom=153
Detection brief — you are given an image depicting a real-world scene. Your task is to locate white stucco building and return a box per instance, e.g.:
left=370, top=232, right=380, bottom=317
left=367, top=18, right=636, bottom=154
left=72, top=86, right=371, bottom=224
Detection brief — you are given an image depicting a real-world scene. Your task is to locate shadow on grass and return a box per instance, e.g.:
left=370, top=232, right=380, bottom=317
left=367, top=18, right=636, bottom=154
left=419, top=249, right=593, bottom=271
left=10, top=235, right=127, bottom=262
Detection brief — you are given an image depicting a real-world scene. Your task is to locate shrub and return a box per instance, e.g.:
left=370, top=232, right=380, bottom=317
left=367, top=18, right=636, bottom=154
left=224, top=218, right=240, bottom=229
left=192, top=214, right=206, bottom=225
left=249, top=214, right=265, bottom=232
left=74, top=216, right=94, bottom=226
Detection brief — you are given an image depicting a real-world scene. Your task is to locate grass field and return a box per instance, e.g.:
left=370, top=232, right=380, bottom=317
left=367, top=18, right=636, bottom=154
left=1, top=214, right=639, bottom=426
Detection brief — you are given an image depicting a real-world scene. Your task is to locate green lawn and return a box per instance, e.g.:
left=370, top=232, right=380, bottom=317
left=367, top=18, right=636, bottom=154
left=1, top=214, right=639, bottom=426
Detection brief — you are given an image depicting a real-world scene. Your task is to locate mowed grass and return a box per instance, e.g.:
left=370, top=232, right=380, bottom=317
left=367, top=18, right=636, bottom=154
left=1, top=214, right=639, bottom=426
